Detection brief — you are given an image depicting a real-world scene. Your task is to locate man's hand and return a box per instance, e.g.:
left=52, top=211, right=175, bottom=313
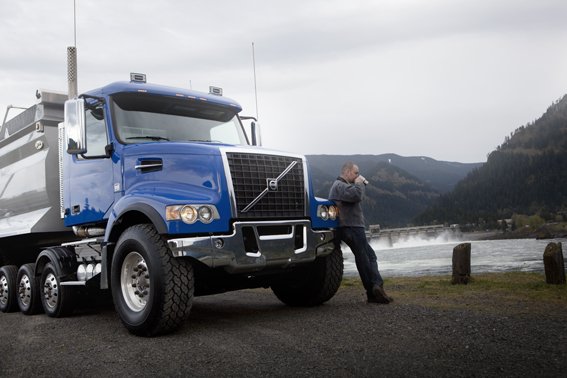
left=355, top=175, right=368, bottom=185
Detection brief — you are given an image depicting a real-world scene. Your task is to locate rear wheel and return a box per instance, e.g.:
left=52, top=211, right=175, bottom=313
left=17, top=263, right=42, bottom=315
left=271, top=246, right=343, bottom=306
left=40, top=262, right=75, bottom=317
left=0, top=265, right=18, bottom=313
left=111, top=224, right=194, bottom=336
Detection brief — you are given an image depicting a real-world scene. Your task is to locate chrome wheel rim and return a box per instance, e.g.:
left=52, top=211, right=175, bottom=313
left=0, top=275, right=9, bottom=306
left=121, top=252, right=150, bottom=312
left=43, top=272, right=59, bottom=309
left=18, top=274, right=32, bottom=307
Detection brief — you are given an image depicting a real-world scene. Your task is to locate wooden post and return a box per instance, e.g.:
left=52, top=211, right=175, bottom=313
left=452, top=243, right=471, bottom=284
left=543, top=242, right=565, bottom=285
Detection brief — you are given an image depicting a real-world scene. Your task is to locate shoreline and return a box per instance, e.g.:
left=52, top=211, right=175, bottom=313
left=465, top=223, right=567, bottom=241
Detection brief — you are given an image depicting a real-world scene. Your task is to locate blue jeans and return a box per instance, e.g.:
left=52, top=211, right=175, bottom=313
left=337, top=227, right=384, bottom=295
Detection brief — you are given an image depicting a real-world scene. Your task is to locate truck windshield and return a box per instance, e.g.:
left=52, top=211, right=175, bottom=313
left=111, top=93, right=248, bottom=145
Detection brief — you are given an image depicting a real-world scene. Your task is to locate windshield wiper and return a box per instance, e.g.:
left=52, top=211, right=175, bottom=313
left=126, top=136, right=170, bottom=141
left=186, top=139, right=222, bottom=143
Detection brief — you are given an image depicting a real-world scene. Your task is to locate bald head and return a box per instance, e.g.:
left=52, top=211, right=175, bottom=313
left=341, top=161, right=360, bottom=183
left=341, top=161, right=356, bottom=175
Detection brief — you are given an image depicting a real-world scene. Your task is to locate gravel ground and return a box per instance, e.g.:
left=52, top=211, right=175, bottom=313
left=0, top=286, right=565, bottom=377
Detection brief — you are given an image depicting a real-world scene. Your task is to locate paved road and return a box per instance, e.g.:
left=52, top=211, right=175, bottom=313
left=1, top=286, right=565, bottom=377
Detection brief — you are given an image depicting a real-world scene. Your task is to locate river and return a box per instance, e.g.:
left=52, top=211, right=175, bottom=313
left=341, top=235, right=567, bottom=277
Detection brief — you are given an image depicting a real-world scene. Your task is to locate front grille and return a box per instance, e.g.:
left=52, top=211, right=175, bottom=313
left=226, top=152, right=305, bottom=219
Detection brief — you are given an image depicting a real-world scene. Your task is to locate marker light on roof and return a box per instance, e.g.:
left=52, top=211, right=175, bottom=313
left=130, top=73, right=147, bottom=83
left=209, top=86, right=223, bottom=96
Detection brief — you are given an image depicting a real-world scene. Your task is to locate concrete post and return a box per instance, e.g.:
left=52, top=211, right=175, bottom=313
left=452, top=243, right=471, bottom=285
left=543, top=242, right=565, bottom=285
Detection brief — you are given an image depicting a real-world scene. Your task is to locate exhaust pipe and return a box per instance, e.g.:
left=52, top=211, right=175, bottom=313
left=73, top=226, right=105, bottom=238
left=67, top=46, right=78, bottom=99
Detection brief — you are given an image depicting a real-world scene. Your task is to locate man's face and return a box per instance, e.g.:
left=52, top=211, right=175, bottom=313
left=345, top=165, right=360, bottom=183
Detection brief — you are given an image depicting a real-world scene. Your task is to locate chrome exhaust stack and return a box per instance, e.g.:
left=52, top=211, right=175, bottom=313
left=67, top=46, right=78, bottom=100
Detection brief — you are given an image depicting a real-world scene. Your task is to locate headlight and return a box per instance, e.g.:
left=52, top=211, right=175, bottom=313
left=180, top=206, right=198, bottom=224
left=317, top=205, right=329, bottom=220
left=166, top=204, right=220, bottom=224
left=328, top=205, right=338, bottom=220
left=198, top=206, right=214, bottom=224
left=317, top=204, right=338, bottom=221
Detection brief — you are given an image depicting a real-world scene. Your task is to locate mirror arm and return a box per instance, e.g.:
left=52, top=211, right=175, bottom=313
left=251, top=122, right=257, bottom=146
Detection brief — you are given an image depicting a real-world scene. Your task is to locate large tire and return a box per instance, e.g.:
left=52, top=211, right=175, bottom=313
left=0, top=265, right=18, bottom=313
left=271, top=246, right=343, bottom=306
left=40, top=262, right=76, bottom=317
left=111, top=224, right=194, bottom=336
left=17, top=263, right=43, bottom=315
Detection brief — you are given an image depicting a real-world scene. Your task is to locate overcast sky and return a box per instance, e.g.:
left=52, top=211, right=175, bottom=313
left=1, top=0, right=566, bottom=163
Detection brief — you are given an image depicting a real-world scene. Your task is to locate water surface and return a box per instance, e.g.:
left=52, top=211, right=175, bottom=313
left=341, top=236, right=566, bottom=277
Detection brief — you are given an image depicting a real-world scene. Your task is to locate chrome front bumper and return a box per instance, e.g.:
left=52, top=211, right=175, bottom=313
left=168, top=220, right=335, bottom=274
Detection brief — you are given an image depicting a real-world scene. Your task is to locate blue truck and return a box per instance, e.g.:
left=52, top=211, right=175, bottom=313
left=0, top=48, right=342, bottom=336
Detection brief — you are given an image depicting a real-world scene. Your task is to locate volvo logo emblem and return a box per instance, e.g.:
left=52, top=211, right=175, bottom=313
left=267, top=178, right=278, bottom=191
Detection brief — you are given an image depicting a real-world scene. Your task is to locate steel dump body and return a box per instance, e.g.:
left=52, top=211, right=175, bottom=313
left=0, top=92, right=75, bottom=258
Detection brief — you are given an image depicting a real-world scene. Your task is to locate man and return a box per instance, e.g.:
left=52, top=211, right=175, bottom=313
left=329, top=161, right=393, bottom=304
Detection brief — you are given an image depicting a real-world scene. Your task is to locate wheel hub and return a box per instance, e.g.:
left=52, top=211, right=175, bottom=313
left=0, top=275, right=9, bottom=305
left=43, top=273, right=59, bottom=309
left=18, top=274, right=32, bottom=307
left=121, top=252, right=150, bottom=312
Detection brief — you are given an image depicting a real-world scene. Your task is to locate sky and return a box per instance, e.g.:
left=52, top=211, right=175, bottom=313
left=1, top=0, right=566, bottom=163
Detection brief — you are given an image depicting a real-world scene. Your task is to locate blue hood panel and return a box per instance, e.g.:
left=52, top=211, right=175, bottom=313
left=122, top=143, right=232, bottom=233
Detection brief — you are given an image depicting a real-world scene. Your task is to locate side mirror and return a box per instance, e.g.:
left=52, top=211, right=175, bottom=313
left=251, top=121, right=262, bottom=146
left=64, top=99, right=87, bottom=154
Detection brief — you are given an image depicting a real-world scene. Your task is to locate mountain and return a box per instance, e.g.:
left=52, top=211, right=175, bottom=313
left=306, top=154, right=481, bottom=227
left=307, top=154, right=482, bottom=194
left=415, top=94, right=567, bottom=226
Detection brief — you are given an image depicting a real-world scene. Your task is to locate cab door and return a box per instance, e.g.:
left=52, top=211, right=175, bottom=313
left=64, top=102, right=115, bottom=226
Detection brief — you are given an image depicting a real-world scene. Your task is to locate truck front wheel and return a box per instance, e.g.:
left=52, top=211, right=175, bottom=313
left=111, top=224, right=194, bottom=336
left=271, top=246, right=343, bottom=306
left=0, top=265, right=18, bottom=313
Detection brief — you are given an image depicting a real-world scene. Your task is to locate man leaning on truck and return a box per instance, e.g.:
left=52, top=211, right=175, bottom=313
left=329, top=161, right=393, bottom=304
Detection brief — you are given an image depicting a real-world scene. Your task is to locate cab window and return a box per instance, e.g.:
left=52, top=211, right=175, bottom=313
left=82, top=105, right=108, bottom=158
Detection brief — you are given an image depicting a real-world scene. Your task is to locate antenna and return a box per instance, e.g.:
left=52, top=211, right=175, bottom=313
left=252, top=42, right=259, bottom=120
left=73, top=0, right=77, bottom=47
left=68, top=0, right=78, bottom=99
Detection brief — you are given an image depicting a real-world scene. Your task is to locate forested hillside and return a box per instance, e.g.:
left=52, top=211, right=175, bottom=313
left=415, top=94, right=567, bottom=226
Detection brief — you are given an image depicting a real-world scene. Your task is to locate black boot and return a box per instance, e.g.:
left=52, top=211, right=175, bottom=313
left=369, top=285, right=393, bottom=304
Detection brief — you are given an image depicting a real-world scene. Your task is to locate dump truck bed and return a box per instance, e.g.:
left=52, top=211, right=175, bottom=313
left=0, top=91, right=71, bottom=245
